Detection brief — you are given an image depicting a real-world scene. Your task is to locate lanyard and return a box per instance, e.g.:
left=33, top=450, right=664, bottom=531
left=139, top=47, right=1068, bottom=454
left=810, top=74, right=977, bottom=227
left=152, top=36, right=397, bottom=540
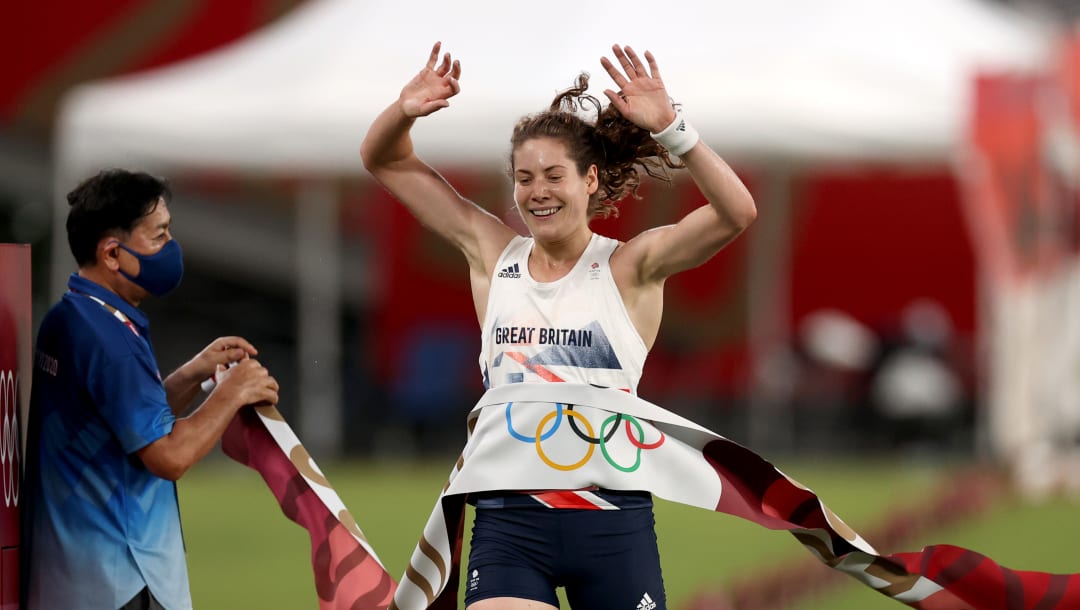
left=74, top=291, right=141, bottom=338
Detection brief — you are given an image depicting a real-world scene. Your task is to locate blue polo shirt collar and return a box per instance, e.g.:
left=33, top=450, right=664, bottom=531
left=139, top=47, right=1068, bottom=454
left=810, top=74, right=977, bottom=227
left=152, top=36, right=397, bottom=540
left=67, top=273, right=151, bottom=334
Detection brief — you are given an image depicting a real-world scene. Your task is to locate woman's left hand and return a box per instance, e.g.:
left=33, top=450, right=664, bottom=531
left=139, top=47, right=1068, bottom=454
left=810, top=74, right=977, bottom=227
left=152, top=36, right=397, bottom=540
left=600, top=44, right=677, bottom=133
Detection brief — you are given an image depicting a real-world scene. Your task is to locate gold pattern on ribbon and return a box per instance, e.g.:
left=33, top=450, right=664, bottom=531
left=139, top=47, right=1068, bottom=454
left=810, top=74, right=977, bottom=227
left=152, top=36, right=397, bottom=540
left=418, top=535, right=447, bottom=583
left=865, top=559, right=928, bottom=599
left=256, top=405, right=285, bottom=421
left=402, top=563, right=436, bottom=606
left=793, top=530, right=841, bottom=566
left=337, top=509, right=367, bottom=542
left=821, top=504, right=859, bottom=543
left=289, top=444, right=330, bottom=488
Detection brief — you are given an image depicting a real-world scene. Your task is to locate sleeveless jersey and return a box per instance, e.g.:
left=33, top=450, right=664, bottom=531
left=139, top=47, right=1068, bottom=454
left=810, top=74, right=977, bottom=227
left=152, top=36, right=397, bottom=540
left=479, top=233, right=646, bottom=392
left=475, top=233, right=651, bottom=510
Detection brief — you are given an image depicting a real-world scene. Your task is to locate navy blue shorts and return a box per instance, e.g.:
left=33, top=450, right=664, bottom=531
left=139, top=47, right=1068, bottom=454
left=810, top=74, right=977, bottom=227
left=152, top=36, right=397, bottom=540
left=464, top=506, right=666, bottom=609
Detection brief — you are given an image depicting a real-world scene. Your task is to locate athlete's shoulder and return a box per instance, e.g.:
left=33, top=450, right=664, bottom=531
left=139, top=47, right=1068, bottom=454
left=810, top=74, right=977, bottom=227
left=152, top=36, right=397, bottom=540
left=498, top=235, right=533, bottom=258
left=586, top=233, right=622, bottom=259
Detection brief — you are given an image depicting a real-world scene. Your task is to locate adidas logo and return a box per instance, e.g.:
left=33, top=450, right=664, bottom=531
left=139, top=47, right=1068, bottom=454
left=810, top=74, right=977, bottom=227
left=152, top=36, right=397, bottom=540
left=674, top=120, right=686, bottom=132
left=497, top=263, right=522, bottom=278
left=636, top=592, right=657, bottom=610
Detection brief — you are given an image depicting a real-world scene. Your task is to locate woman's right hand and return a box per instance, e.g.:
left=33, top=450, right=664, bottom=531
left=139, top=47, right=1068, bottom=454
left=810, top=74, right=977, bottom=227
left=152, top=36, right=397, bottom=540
left=399, top=41, right=462, bottom=118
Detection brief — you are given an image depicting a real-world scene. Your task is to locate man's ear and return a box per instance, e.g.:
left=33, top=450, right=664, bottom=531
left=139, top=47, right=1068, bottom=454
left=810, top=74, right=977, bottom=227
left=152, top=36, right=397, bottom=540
left=100, top=238, right=122, bottom=271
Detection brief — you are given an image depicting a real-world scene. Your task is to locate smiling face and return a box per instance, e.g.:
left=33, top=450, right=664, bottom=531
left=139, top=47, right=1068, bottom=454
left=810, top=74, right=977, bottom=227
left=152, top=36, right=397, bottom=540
left=512, top=137, right=598, bottom=244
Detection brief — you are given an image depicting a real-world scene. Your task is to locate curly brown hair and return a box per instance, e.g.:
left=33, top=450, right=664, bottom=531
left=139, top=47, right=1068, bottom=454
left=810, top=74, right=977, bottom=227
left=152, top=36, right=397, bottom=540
left=509, top=73, right=683, bottom=219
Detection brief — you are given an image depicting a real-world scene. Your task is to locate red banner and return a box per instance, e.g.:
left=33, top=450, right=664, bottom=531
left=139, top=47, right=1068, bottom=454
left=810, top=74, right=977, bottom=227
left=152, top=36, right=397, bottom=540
left=221, top=407, right=397, bottom=610
left=961, top=64, right=1078, bottom=286
left=0, top=243, right=30, bottom=609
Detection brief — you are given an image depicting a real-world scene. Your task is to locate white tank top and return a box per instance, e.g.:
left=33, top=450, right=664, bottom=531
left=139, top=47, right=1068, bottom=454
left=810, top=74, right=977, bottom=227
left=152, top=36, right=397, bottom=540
left=478, top=233, right=647, bottom=394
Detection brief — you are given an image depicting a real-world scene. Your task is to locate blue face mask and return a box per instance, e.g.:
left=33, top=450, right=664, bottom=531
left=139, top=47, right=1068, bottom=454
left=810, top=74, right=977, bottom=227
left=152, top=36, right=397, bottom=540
left=117, top=239, right=184, bottom=297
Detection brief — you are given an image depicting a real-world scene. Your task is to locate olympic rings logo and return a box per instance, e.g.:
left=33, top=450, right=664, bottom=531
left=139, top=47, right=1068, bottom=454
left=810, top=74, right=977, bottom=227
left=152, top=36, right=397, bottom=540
left=504, top=402, right=665, bottom=472
left=0, top=370, right=19, bottom=508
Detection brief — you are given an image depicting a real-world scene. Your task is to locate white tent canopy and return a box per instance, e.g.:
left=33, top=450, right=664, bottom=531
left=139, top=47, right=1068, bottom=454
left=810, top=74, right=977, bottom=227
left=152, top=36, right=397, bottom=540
left=55, top=0, right=1052, bottom=176
left=50, top=0, right=1056, bottom=458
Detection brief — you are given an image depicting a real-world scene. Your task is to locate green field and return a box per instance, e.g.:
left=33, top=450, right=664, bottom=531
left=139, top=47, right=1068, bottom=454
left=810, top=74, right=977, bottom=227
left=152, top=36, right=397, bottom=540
left=179, top=455, right=1079, bottom=609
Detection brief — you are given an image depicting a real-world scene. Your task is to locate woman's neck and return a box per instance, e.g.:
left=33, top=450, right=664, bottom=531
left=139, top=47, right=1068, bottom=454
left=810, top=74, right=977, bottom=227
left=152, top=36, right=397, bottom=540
left=530, top=229, right=593, bottom=281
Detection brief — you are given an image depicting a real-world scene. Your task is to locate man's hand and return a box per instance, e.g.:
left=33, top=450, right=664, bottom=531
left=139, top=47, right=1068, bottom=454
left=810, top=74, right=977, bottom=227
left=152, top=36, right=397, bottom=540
left=186, top=336, right=257, bottom=382
left=210, top=359, right=279, bottom=409
left=140, top=357, right=279, bottom=480
left=165, top=336, right=259, bottom=414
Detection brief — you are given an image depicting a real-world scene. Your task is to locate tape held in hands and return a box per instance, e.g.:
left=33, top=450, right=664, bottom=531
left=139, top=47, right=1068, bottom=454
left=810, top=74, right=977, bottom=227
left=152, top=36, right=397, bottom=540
left=650, top=108, right=700, bottom=157
left=200, top=361, right=238, bottom=393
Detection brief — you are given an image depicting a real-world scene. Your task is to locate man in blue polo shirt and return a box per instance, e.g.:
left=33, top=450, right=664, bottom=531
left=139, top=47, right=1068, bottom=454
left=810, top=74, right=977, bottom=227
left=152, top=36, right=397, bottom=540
left=21, top=169, right=281, bottom=610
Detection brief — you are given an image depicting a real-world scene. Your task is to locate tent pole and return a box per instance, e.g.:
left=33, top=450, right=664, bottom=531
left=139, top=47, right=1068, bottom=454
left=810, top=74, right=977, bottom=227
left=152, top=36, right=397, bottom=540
left=49, top=157, right=77, bottom=303
left=296, top=180, right=343, bottom=458
left=746, top=165, right=796, bottom=455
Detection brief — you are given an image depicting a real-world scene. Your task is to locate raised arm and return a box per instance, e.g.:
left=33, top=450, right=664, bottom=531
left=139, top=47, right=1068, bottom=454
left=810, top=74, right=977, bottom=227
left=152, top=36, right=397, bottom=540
left=602, top=45, right=757, bottom=285
left=360, top=42, right=514, bottom=273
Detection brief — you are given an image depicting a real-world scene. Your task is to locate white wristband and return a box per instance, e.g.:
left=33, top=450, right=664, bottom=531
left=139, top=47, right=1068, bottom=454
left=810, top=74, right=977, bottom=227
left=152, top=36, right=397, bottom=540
left=650, top=109, right=700, bottom=157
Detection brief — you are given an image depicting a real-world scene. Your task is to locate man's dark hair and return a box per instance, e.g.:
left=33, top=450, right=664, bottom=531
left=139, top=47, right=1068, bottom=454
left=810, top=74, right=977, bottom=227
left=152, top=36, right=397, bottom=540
left=65, top=169, right=172, bottom=267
